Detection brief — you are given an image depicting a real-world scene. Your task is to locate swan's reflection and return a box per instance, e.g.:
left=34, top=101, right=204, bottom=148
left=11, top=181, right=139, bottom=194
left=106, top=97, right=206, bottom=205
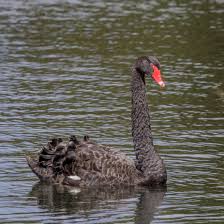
left=28, top=182, right=166, bottom=224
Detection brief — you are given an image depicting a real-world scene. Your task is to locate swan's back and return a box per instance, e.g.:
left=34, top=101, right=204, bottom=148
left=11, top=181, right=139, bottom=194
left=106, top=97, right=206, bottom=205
left=26, top=136, right=144, bottom=186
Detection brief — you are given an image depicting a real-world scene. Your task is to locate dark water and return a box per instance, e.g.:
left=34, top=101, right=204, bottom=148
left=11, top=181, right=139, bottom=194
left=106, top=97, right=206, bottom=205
left=0, top=0, right=224, bottom=223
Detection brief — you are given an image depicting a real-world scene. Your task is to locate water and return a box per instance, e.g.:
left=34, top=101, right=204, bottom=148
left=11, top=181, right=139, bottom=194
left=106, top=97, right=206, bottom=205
left=0, top=0, right=224, bottom=223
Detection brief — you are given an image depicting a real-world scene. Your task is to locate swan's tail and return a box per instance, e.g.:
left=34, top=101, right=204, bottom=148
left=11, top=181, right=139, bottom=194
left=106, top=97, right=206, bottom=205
left=26, top=135, right=89, bottom=184
left=26, top=155, right=54, bottom=181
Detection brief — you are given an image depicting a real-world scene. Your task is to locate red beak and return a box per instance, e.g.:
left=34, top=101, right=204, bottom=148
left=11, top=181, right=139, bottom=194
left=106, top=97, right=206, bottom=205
left=151, top=64, right=165, bottom=88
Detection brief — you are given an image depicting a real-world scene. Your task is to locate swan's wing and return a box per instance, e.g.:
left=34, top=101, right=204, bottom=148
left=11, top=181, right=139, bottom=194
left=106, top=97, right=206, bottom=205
left=26, top=137, right=143, bottom=186
left=73, top=142, right=142, bottom=186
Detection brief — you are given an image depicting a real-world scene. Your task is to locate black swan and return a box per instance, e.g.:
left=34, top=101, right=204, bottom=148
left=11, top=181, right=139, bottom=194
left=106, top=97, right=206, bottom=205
left=26, top=56, right=167, bottom=187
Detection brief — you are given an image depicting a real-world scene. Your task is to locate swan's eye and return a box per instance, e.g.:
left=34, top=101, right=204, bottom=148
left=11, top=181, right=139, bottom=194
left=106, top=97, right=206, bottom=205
left=140, top=60, right=151, bottom=75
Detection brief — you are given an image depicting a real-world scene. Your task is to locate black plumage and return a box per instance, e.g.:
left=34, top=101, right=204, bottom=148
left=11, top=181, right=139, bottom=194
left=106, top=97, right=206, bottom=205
left=26, top=56, right=167, bottom=187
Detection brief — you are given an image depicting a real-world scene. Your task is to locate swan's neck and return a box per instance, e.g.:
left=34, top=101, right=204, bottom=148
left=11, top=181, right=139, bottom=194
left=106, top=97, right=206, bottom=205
left=131, top=67, right=166, bottom=183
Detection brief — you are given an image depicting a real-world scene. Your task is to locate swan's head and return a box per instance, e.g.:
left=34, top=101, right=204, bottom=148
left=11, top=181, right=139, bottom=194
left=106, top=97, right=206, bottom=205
left=136, top=56, right=165, bottom=88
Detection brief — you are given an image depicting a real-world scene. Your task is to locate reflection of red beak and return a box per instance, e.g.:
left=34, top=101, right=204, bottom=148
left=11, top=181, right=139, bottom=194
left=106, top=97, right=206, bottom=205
left=151, top=64, right=165, bottom=88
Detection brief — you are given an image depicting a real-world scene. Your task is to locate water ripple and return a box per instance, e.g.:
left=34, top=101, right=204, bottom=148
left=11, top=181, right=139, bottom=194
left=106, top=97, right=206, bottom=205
left=0, top=0, right=224, bottom=223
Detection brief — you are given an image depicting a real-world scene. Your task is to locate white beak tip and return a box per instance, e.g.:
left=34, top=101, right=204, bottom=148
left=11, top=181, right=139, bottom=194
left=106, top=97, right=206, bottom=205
left=158, top=81, right=165, bottom=88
